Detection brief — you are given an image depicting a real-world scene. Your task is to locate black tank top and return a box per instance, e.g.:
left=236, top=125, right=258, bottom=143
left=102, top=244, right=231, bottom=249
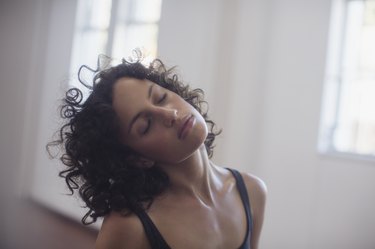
left=135, top=168, right=252, bottom=249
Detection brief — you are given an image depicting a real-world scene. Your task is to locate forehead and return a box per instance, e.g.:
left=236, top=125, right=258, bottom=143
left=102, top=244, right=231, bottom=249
left=112, top=77, right=152, bottom=120
left=113, top=77, right=151, bottom=101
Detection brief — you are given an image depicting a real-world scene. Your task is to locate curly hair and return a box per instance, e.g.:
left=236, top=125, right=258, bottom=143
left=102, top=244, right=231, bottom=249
left=47, top=55, right=221, bottom=225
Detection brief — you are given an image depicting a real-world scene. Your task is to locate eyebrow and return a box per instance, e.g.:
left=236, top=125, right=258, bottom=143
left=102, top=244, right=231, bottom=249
left=127, top=84, right=154, bottom=134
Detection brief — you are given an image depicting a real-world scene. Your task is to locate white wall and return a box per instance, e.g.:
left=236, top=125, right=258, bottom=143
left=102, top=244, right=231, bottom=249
left=26, top=0, right=93, bottom=224
left=158, top=0, right=269, bottom=170
left=159, top=0, right=375, bottom=249
left=255, top=1, right=375, bottom=248
left=1, top=0, right=375, bottom=248
left=0, top=0, right=52, bottom=245
left=0, top=0, right=90, bottom=231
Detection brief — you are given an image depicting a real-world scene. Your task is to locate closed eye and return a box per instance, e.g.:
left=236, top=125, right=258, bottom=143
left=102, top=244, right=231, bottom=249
left=142, top=117, right=152, bottom=135
left=157, top=93, right=167, bottom=104
left=141, top=93, right=167, bottom=135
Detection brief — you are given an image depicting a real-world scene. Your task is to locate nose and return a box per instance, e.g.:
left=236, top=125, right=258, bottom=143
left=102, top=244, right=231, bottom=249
left=154, top=107, right=178, bottom=127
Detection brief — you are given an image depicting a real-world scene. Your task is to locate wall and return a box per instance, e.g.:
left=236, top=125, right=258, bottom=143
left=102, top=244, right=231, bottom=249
left=159, top=0, right=375, bottom=249
left=158, top=0, right=269, bottom=171
left=0, top=0, right=50, bottom=245
left=22, top=0, right=92, bottom=225
left=157, top=0, right=227, bottom=154
left=257, top=1, right=375, bottom=248
left=0, top=0, right=89, bottom=231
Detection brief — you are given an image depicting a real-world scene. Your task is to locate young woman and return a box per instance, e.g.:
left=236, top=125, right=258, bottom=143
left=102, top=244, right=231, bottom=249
left=48, top=54, right=267, bottom=249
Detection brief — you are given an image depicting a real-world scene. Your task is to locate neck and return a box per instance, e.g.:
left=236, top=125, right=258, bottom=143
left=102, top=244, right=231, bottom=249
left=157, top=145, right=220, bottom=205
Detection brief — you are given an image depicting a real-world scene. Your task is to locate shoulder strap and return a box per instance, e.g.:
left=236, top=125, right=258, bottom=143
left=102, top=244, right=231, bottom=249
left=226, top=168, right=253, bottom=233
left=135, top=209, right=171, bottom=249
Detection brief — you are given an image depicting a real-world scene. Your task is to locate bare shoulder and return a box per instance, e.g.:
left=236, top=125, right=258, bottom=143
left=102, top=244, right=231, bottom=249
left=238, top=171, right=267, bottom=220
left=240, top=171, right=267, bottom=204
left=95, top=211, right=150, bottom=249
left=239, top=171, right=267, bottom=249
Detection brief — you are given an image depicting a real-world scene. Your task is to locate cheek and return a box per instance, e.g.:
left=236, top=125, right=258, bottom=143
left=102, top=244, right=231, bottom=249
left=191, top=116, right=209, bottom=149
left=127, top=111, right=209, bottom=163
left=130, top=133, right=177, bottom=161
left=154, top=121, right=208, bottom=163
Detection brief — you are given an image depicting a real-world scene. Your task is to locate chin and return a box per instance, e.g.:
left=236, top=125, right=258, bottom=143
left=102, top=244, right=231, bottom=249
left=175, top=133, right=208, bottom=163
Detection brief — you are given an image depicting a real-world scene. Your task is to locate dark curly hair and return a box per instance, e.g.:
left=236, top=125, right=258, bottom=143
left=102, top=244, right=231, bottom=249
left=47, top=54, right=221, bottom=225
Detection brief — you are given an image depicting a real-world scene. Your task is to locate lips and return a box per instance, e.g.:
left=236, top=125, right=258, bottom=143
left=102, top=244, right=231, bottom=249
left=178, top=114, right=194, bottom=139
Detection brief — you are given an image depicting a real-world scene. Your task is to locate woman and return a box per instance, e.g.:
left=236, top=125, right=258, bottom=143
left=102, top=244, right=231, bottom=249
left=48, top=54, right=267, bottom=249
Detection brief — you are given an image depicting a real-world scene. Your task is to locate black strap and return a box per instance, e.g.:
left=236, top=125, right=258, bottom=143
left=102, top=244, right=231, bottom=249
left=135, top=168, right=252, bottom=249
left=226, top=168, right=253, bottom=247
left=135, top=209, right=171, bottom=249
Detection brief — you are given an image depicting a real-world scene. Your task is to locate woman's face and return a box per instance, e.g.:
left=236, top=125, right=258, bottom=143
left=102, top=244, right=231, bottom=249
left=112, top=77, right=208, bottom=164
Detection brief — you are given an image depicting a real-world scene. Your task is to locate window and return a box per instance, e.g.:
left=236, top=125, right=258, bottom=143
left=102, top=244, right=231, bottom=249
left=319, top=0, right=375, bottom=159
left=69, top=0, right=162, bottom=94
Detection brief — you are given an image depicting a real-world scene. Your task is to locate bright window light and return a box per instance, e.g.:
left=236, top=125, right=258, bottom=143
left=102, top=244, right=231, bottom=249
left=69, top=0, right=162, bottom=93
left=319, top=0, right=375, bottom=160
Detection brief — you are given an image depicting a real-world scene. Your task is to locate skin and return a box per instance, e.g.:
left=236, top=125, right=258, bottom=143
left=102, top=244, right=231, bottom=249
left=112, top=77, right=208, bottom=164
left=95, top=77, right=267, bottom=249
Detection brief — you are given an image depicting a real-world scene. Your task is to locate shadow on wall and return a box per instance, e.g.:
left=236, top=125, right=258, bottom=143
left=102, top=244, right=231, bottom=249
left=1, top=198, right=97, bottom=249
